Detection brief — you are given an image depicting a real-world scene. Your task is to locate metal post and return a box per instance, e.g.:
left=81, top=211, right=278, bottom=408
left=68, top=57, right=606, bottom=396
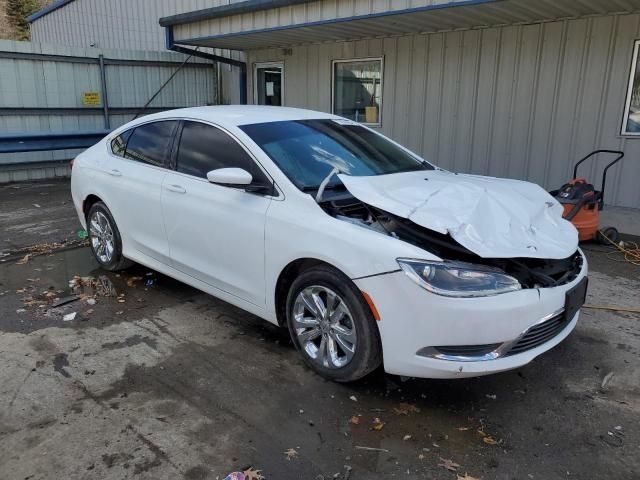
left=98, top=54, right=110, bottom=130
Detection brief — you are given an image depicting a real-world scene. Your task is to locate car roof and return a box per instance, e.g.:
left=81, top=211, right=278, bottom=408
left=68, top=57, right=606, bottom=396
left=132, top=105, right=340, bottom=128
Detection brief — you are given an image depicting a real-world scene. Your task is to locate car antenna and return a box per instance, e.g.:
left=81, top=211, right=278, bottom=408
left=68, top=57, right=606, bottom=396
left=315, top=167, right=342, bottom=203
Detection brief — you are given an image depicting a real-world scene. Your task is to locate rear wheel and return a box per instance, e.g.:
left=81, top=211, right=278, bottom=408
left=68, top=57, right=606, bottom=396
left=87, top=202, right=133, bottom=271
left=286, top=265, right=382, bottom=382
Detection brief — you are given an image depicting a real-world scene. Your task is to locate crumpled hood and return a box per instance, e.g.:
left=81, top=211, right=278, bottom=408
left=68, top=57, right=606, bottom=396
left=338, top=170, right=578, bottom=259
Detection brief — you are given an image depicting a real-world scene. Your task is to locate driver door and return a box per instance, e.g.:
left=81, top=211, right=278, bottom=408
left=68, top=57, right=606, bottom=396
left=161, top=120, right=274, bottom=307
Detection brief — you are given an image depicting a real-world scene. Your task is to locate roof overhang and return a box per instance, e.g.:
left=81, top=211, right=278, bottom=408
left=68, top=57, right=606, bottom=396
left=26, top=0, right=75, bottom=23
left=164, top=0, right=640, bottom=51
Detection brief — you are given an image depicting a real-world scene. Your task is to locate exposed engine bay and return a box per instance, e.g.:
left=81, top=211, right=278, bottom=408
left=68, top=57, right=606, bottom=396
left=322, top=195, right=583, bottom=289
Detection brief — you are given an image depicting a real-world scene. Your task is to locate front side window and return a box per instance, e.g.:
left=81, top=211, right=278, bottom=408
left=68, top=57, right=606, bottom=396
left=623, top=40, right=640, bottom=135
left=240, top=119, right=431, bottom=190
left=333, top=58, right=382, bottom=125
left=124, top=121, right=177, bottom=167
left=176, top=121, right=262, bottom=180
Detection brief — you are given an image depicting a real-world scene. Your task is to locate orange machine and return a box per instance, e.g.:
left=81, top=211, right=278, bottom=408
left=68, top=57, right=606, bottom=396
left=550, top=150, right=624, bottom=243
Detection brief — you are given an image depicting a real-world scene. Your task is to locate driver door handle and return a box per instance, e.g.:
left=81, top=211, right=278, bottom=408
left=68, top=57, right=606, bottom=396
left=108, top=169, right=122, bottom=177
left=165, top=184, right=186, bottom=194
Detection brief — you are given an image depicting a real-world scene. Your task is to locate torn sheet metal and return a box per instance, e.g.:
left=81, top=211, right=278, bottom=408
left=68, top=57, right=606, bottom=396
left=338, top=170, right=578, bottom=259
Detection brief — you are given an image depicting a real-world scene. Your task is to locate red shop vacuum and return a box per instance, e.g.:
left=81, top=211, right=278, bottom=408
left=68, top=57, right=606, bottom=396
left=550, top=150, right=624, bottom=244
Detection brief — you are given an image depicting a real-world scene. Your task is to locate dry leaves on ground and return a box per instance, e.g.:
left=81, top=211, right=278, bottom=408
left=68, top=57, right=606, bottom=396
left=457, top=473, right=481, bottom=480
left=372, top=418, right=385, bottom=431
left=284, top=448, right=298, bottom=460
left=393, top=403, right=421, bottom=415
left=243, top=467, right=265, bottom=480
left=438, top=457, right=461, bottom=472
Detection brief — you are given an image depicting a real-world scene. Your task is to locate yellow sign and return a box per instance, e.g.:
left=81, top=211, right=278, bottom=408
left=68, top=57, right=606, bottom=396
left=82, top=91, right=101, bottom=106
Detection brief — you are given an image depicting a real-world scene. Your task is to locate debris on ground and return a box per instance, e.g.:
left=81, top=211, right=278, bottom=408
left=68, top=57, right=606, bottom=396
left=457, top=473, right=481, bottom=480
left=77, top=229, right=88, bottom=239
left=372, top=418, right=385, bottom=431
left=16, top=254, right=31, bottom=265
left=349, top=395, right=357, bottom=402
left=601, top=371, right=615, bottom=391
left=393, top=402, right=421, bottom=415
left=70, top=275, right=117, bottom=297
left=438, top=457, right=461, bottom=472
left=403, top=435, right=412, bottom=441
left=63, top=312, right=77, bottom=322
left=242, top=467, right=265, bottom=480
left=284, top=447, right=298, bottom=460
left=349, top=416, right=360, bottom=425
left=485, top=394, right=497, bottom=400
left=86, top=298, right=96, bottom=305
left=354, top=446, right=389, bottom=453
left=51, top=295, right=81, bottom=308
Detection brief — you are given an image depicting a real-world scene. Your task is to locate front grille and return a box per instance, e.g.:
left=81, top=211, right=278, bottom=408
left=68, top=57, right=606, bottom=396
left=504, top=312, right=569, bottom=356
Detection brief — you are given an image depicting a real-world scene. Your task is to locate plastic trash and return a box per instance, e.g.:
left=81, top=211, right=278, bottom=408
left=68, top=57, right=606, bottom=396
left=63, top=312, right=77, bottom=322
left=77, top=229, right=88, bottom=239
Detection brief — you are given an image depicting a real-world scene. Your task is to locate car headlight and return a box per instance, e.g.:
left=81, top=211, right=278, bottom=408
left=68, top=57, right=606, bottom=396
left=397, top=258, right=521, bottom=297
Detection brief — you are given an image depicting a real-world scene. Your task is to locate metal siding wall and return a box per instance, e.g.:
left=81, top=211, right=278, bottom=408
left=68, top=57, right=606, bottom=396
left=0, top=40, right=216, bottom=171
left=247, top=14, right=640, bottom=208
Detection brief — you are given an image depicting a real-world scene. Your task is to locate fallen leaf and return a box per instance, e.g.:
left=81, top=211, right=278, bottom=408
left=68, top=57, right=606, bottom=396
left=403, top=435, right=412, bottom=441
left=16, top=254, right=31, bottom=265
left=393, top=402, right=421, bottom=415
left=243, top=467, right=264, bottom=480
left=349, top=416, right=360, bottom=425
left=457, top=427, right=471, bottom=431
left=284, top=447, right=298, bottom=460
left=438, top=457, right=461, bottom=472
left=476, top=429, right=487, bottom=437
left=349, top=395, right=357, bottom=402
left=372, top=418, right=385, bottom=431
left=483, top=436, right=499, bottom=445
left=457, top=473, right=481, bottom=480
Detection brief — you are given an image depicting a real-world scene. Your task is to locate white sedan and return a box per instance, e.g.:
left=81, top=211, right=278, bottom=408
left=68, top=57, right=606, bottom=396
left=71, top=106, right=588, bottom=382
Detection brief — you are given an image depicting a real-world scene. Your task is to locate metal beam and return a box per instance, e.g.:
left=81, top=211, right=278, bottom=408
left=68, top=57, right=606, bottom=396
left=0, top=107, right=189, bottom=116
left=98, top=54, right=110, bottom=130
left=0, top=50, right=212, bottom=68
left=0, top=131, right=109, bottom=154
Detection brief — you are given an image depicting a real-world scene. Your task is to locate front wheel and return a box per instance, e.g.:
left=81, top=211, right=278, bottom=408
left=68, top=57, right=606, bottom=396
left=286, top=265, right=382, bottom=382
left=87, top=201, right=133, bottom=271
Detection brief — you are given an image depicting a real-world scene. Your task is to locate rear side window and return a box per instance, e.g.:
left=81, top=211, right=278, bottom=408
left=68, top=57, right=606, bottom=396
left=124, top=121, right=177, bottom=168
left=176, top=121, right=263, bottom=180
left=110, top=129, right=132, bottom=157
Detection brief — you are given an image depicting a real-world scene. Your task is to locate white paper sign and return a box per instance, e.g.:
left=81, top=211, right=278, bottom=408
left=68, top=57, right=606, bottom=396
left=266, top=82, right=275, bottom=96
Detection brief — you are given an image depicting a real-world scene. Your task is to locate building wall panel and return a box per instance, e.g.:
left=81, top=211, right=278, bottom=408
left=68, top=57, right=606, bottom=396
left=247, top=14, right=640, bottom=208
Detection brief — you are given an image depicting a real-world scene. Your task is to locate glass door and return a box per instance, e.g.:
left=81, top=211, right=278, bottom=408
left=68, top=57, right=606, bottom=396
left=254, top=62, right=283, bottom=106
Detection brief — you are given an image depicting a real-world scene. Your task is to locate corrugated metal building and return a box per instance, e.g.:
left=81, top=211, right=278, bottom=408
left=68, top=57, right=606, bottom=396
left=28, top=0, right=640, bottom=209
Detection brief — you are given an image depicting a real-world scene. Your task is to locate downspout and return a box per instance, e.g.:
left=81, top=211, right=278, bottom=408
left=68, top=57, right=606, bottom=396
left=165, top=26, right=247, bottom=105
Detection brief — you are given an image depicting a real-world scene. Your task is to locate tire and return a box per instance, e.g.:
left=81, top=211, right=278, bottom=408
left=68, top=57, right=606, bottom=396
left=597, top=226, right=620, bottom=245
left=285, top=265, right=382, bottom=382
left=86, top=201, right=133, bottom=271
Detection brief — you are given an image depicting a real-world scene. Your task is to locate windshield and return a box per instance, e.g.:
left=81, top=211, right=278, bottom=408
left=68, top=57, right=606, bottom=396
left=239, top=119, right=433, bottom=190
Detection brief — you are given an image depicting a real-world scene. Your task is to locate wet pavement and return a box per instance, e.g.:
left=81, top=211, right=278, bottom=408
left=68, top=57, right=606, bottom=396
left=0, top=181, right=639, bottom=480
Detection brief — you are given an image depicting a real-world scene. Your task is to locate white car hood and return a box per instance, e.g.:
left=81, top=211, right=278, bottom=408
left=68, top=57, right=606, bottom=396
left=338, top=170, right=578, bottom=259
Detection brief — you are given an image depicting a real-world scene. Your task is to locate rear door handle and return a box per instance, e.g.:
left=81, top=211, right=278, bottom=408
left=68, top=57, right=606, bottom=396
left=165, top=184, right=186, bottom=194
left=108, top=169, right=122, bottom=177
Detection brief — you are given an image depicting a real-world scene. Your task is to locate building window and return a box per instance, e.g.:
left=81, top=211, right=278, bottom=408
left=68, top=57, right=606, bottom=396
left=332, top=58, right=383, bottom=125
left=622, top=40, right=640, bottom=135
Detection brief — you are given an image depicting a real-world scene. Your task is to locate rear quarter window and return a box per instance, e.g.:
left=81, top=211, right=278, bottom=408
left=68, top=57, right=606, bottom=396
left=110, top=129, right=133, bottom=157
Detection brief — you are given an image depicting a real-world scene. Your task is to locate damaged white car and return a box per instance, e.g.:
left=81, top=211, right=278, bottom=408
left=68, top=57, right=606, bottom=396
left=71, top=106, right=588, bottom=381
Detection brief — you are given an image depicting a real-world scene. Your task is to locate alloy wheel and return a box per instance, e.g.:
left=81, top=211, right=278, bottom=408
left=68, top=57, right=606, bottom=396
left=89, top=210, right=115, bottom=264
left=292, top=285, right=357, bottom=369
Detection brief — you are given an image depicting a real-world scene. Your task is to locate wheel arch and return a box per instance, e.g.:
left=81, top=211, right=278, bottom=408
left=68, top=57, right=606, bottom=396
left=274, top=258, right=345, bottom=327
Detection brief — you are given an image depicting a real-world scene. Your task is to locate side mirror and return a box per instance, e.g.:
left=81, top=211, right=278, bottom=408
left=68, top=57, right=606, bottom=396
left=207, top=168, right=252, bottom=186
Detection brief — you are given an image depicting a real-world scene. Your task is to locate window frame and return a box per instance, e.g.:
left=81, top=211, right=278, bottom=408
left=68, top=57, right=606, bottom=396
left=170, top=118, right=281, bottom=198
left=331, top=56, right=384, bottom=127
left=107, top=119, right=179, bottom=170
left=622, top=40, right=640, bottom=136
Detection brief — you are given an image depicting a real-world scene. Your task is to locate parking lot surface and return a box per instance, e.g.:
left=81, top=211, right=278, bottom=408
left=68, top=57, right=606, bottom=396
left=0, top=180, right=638, bottom=479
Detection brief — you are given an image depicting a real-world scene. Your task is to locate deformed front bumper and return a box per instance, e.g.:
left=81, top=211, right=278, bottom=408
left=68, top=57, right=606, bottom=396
left=354, top=254, right=588, bottom=379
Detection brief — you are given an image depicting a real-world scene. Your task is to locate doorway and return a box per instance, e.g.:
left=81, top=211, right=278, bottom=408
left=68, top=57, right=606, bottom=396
left=254, top=62, right=283, bottom=106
